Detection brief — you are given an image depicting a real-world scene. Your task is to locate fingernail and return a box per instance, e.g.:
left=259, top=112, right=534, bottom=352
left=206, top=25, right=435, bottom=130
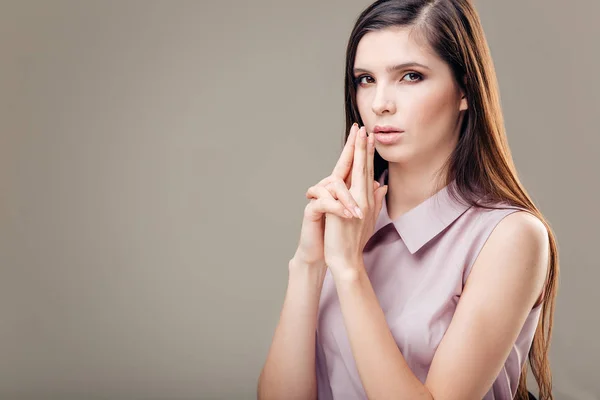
left=343, top=209, right=353, bottom=218
left=354, top=207, right=364, bottom=219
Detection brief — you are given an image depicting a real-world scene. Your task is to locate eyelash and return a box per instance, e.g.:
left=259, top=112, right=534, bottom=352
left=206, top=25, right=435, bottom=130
left=353, top=72, right=423, bottom=86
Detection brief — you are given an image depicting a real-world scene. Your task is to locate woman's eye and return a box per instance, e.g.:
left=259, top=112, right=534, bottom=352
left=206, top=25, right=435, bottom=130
left=355, top=76, right=373, bottom=85
left=354, top=72, right=422, bottom=86
left=402, top=72, right=422, bottom=82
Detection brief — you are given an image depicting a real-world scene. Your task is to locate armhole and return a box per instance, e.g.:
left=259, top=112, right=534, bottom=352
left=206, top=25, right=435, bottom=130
left=532, top=289, right=545, bottom=309
left=532, top=271, right=547, bottom=310
left=462, top=208, right=546, bottom=312
left=462, top=208, right=523, bottom=286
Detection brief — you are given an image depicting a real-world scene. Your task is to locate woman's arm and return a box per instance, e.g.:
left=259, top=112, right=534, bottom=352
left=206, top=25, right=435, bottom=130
left=328, top=211, right=548, bottom=400
left=257, top=258, right=327, bottom=400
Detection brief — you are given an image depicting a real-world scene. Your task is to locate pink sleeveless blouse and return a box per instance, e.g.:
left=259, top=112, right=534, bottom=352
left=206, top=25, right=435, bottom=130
left=315, top=168, right=542, bottom=399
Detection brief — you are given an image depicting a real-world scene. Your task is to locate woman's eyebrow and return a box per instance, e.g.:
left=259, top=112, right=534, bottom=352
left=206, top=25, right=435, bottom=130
left=353, top=62, right=431, bottom=75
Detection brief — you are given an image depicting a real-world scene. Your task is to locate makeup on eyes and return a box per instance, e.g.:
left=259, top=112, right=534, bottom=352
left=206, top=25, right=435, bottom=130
left=353, top=71, right=424, bottom=87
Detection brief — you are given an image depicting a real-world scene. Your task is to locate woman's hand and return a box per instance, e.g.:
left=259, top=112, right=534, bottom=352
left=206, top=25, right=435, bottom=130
left=292, top=123, right=380, bottom=269
left=323, top=126, right=388, bottom=279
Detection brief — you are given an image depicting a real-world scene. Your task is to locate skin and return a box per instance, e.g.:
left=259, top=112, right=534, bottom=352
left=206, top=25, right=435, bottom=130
left=353, top=26, right=468, bottom=219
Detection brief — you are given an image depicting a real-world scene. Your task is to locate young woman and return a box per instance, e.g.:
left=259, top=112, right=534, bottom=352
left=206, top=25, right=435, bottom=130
left=258, top=1, right=559, bottom=399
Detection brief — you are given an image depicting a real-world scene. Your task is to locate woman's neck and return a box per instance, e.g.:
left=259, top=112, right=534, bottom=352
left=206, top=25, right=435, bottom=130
left=385, top=163, right=450, bottom=221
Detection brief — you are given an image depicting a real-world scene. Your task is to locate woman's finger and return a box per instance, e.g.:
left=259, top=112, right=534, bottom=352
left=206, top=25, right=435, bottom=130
left=306, top=185, right=357, bottom=219
left=305, top=197, right=354, bottom=220
left=351, top=126, right=368, bottom=204
left=325, top=180, right=362, bottom=218
left=315, top=123, right=360, bottom=191
left=314, top=175, right=335, bottom=188
left=331, top=123, right=360, bottom=180
left=366, top=128, right=375, bottom=207
left=345, top=169, right=378, bottom=190
left=306, top=184, right=331, bottom=200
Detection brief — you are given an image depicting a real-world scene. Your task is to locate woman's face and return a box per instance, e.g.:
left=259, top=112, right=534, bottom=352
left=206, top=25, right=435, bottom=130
left=353, top=26, right=468, bottom=168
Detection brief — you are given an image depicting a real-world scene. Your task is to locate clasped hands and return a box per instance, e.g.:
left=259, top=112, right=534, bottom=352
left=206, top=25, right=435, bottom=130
left=306, top=123, right=388, bottom=280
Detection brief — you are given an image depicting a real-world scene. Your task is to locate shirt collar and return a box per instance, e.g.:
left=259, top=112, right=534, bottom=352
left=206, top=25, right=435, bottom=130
left=373, top=168, right=472, bottom=254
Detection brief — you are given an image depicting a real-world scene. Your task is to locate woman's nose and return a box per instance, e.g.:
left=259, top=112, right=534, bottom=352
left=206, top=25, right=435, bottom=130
left=371, top=88, right=396, bottom=115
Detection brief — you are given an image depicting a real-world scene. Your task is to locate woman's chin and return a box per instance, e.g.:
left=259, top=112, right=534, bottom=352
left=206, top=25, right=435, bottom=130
left=376, top=148, right=413, bottom=164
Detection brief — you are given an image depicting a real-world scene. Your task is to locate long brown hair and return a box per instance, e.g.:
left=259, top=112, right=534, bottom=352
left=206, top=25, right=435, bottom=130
left=342, top=1, right=559, bottom=398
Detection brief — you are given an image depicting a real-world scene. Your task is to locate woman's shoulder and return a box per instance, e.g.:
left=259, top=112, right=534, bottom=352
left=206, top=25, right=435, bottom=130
left=466, top=203, right=549, bottom=304
left=462, top=200, right=547, bottom=240
left=459, top=200, right=549, bottom=292
left=483, top=203, right=549, bottom=249
left=468, top=198, right=536, bottom=220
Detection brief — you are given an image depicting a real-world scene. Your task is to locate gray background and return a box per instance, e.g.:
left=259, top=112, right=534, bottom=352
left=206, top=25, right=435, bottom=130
left=1, top=0, right=598, bottom=399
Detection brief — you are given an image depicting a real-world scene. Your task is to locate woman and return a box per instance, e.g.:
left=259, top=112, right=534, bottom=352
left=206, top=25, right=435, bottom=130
left=258, top=0, right=558, bottom=399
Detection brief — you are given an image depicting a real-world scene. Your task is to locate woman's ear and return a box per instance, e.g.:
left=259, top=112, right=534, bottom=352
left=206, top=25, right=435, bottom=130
left=459, top=75, right=468, bottom=111
left=459, top=92, right=468, bottom=112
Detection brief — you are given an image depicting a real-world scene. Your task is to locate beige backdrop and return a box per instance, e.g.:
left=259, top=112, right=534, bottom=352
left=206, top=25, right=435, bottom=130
left=1, top=1, right=598, bottom=399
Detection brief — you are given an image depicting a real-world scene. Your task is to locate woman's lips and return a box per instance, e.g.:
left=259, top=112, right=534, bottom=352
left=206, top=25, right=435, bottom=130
left=373, top=125, right=403, bottom=133
left=373, top=131, right=403, bottom=144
